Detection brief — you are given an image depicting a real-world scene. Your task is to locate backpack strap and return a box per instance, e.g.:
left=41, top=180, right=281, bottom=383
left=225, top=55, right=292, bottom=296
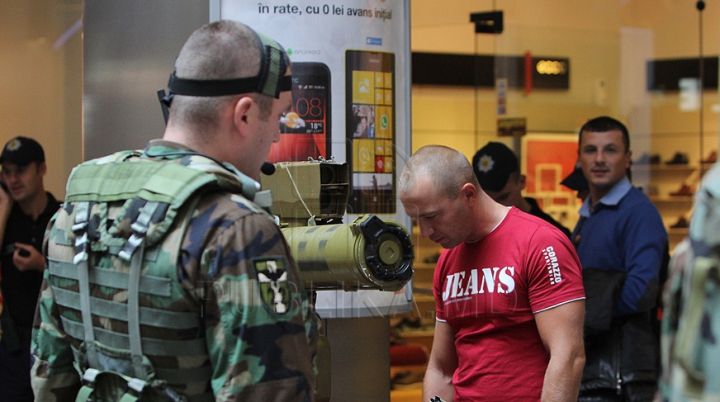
left=121, top=201, right=160, bottom=380
left=73, top=200, right=100, bottom=370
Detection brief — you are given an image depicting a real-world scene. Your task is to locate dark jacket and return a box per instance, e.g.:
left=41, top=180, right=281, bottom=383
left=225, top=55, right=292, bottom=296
left=581, top=269, right=659, bottom=401
left=525, top=197, right=572, bottom=238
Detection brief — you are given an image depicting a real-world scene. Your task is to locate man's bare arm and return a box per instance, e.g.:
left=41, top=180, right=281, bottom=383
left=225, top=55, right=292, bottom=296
left=535, top=300, right=586, bottom=402
left=422, top=321, right=457, bottom=402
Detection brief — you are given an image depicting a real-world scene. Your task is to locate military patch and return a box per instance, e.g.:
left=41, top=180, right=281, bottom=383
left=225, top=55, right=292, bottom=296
left=253, top=256, right=291, bottom=314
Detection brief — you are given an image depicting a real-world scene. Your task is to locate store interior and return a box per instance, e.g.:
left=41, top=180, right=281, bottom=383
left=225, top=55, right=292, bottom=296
left=2, top=1, right=719, bottom=401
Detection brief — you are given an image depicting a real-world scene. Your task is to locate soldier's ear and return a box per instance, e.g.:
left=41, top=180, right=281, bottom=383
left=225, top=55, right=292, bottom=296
left=233, top=96, right=253, bottom=135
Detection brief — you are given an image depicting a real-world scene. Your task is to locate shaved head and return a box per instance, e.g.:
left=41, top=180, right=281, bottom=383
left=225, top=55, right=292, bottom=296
left=170, top=20, right=275, bottom=134
left=399, top=145, right=479, bottom=199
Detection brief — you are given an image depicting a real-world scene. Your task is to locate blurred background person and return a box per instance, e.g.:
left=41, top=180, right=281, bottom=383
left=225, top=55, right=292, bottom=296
left=0, top=136, right=61, bottom=402
left=473, top=141, right=571, bottom=238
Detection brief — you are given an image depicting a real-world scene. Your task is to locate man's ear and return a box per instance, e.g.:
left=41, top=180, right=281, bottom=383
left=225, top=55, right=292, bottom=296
left=38, top=161, right=47, bottom=177
left=233, top=96, right=254, bottom=135
left=460, top=182, right=477, bottom=204
left=625, top=149, right=633, bottom=169
left=518, top=174, right=527, bottom=191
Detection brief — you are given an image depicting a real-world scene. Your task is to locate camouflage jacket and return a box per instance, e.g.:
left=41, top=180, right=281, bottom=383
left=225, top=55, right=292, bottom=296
left=662, top=161, right=720, bottom=402
left=31, top=140, right=316, bottom=402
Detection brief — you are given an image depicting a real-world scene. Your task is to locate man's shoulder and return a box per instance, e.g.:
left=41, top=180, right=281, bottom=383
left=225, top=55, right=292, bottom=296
left=623, top=185, right=655, bottom=204
left=509, top=207, right=546, bottom=230
left=619, top=187, right=663, bottom=218
left=46, top=192, right=62, bottom=209
left=509, top=206, right=569, bottom=237
left=589, top=187, right=666, bottom=242
left=38, top=192, right=62, bottom=223
left=596, top=186, right=658, bottom=216
left=524, top=198, right=571, bottom=237
left=191, top=190, right=273, bottom=226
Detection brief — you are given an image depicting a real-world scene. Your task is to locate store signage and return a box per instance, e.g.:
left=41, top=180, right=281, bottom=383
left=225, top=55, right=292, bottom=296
left=412, top=53, right=570, bottom=89
left=497, top=117, right=527, bottom=137
left=497, top=78, right=508, bottom=115
left=536, top=59, right=568, bottom=75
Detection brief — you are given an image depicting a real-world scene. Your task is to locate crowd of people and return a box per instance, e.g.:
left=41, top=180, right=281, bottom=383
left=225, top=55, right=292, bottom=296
left=0, top=18, right=715, bottom=402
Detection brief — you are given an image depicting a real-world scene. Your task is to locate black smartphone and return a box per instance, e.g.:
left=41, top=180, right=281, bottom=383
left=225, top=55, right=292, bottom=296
left=268, top=61, right=331, bottom=163
left=345, top=50, right=396, bottom=214
left=3, top=244, right=30, bottom=257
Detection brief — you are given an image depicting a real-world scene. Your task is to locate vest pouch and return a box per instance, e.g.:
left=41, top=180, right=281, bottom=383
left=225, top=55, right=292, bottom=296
left=73, top=341, right=175, bottom=402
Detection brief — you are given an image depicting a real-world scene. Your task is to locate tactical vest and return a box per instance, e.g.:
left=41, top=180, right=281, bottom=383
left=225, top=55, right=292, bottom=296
left=45, top=149, right=268, bottom=402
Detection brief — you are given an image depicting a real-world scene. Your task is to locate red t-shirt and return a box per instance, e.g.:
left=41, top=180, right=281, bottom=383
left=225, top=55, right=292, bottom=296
left=434, top=207, right=585, bottom=401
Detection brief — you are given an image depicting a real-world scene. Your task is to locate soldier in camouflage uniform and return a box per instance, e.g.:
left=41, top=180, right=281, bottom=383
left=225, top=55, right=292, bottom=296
left=30, top=20, right=316, bottom=402
left=662, top=161, right=720, bottom=402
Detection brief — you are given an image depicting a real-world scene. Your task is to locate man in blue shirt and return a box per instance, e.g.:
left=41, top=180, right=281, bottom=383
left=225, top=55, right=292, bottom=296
left=573, top=116, right=667, bottom=401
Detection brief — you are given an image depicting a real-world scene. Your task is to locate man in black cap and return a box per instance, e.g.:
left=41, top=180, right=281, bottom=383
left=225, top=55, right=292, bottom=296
left=473, top=142, right=571, bottom=238
left=560, top=166, right=590, bottom=201
left=0, top=136, right=61, bottom=402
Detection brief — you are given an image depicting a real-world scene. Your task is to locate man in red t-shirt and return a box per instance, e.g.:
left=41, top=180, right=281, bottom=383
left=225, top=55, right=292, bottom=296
left=399, top=145, right=586, bottom=402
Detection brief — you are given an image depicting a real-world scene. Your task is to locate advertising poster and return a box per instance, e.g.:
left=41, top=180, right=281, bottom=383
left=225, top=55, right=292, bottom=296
left=218, top=0, right=412, bottom=316
left=219, top=0, right=410, bottom=217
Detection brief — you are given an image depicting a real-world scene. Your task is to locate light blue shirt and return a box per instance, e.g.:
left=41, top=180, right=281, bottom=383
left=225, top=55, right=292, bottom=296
left=579, top=176, right=633, bottom=218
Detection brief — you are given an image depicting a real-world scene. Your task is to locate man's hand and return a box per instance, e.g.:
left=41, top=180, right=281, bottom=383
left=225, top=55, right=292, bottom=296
left=13, top=243, right=45, bottom=272
left=0, top=184, right=13, bottom=252
left=0, top=183, right=13, bottom=218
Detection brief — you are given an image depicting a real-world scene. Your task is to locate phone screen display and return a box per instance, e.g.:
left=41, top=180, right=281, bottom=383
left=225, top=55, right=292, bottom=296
left=268, top=62, right=331, bottom=163
left=345, top=50, right=396, bottom=214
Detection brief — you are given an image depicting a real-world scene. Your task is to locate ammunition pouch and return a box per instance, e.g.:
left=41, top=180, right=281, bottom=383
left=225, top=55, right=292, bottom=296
left=75, top=368, right=186, bottom=402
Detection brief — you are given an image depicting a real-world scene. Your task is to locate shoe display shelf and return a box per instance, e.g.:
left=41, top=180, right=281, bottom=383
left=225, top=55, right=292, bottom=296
left=632, top=162, right=702, bottom=252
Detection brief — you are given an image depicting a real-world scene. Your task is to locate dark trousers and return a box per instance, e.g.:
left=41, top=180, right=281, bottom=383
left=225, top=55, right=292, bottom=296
left=0, top=325, right=34, bottom=402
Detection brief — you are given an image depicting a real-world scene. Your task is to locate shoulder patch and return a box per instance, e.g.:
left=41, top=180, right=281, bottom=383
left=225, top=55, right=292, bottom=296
left=253, top=256, right=291, bottom=314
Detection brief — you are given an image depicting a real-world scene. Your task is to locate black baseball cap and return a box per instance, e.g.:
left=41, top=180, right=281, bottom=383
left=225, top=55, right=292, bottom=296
left=0, top=137, right=45, bottom=167
left=560, top=167, right=589, bottom=192
left=472, top=142, right=519, bottom=192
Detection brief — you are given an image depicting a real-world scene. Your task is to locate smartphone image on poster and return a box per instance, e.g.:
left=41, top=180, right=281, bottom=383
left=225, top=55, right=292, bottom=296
left=345, top=50, right=396, bottom=214
left=268, top=62, right=331, bottom=163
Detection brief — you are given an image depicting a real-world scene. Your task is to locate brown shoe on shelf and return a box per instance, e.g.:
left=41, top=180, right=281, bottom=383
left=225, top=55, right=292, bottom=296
left=703, top=150, right=717, bottom=164
left=665, top=152, right=690, bottom=165
left=670, top=183, right=694, bottom=196
left=670, top=215, right=690, bottom=229
left=633, top=153, right=662, bottom=165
